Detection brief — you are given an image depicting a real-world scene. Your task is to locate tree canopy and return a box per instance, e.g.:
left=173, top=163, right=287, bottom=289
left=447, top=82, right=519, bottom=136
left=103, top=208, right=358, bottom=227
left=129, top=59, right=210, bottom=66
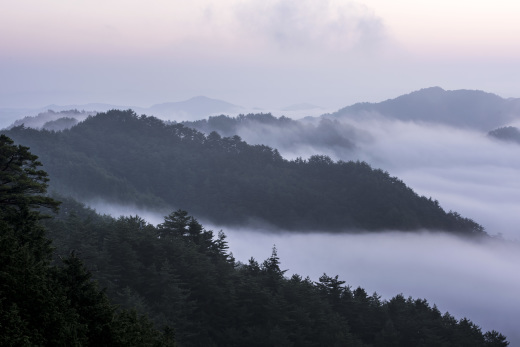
left=0, top=134, right=508, bottom=345
left=42, top=196, right=509, bottom=346
left=0, top=134, right=60, bottom=222
left=0, top=134, right=175, bottom=346
left=3, top=110, right=485, bottom=235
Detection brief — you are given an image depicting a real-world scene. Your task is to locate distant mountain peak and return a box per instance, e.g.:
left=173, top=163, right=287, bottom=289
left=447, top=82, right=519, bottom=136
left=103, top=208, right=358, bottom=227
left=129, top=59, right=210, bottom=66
left=330, top=87, right=520, bottom=131
left=148, top=96, right=242, bottom=121
left=187, top=95, right=217, bottom=101
left=282, top=103, right=322, bottom=111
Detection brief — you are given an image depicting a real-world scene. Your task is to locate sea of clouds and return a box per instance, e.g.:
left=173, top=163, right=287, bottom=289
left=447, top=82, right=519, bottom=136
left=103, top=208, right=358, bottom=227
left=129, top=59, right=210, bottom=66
left=87, top=116, right=520, bottom=343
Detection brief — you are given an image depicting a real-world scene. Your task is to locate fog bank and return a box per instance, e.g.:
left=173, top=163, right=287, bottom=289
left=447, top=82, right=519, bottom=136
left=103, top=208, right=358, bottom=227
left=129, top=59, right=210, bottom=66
left=219, top=227, right=520, bottom=345
left=229, top=117, right=520, bottom=239
left=86, top=200, right=520, bottom=344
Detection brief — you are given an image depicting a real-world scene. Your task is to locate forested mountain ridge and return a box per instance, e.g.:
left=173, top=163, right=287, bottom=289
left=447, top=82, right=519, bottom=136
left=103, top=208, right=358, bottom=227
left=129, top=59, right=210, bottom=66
left=0, top=133, right=508, bottom=345
left=41, top=195, right=509, bottom=346
left=182, top=112, right=297, bottom=138
left=0, top=135, right=176, bottom=345
left=182, top=113, right=358, bottom=157
left=0, top=96, right=242, bottom=129
left=3, top=109, right=484, bottom=234
left=6, top=109, right=95, bottom=130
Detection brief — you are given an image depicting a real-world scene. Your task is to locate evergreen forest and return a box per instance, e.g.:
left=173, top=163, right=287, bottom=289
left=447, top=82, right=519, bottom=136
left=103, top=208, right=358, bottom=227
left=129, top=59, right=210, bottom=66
left=3, top=109, right=485, bottom=235
left=0, top=133, right=509, bottom=346
left=0, top=134, right=175, bottom=346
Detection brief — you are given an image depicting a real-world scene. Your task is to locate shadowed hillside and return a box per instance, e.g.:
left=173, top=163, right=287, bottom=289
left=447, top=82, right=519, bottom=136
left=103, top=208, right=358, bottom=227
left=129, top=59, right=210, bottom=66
left=3, top=109, right=485, bottom=234
left=329, top=87, right=520, bottom=131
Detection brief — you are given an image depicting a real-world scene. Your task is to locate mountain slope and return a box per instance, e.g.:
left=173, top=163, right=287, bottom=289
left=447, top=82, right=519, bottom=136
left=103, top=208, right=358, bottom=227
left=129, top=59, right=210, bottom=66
left=7, top=109, right=95, bottom=130
left=3, top=109, right=484, bottom=234
left=40, top=197, right=508, bottom=346
left=329, top=87, right=520, bottom=130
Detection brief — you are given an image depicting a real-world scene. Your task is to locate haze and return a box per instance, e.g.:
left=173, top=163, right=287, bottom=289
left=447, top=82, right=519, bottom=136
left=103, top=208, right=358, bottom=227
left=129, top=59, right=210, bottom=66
left=85, top=113, right=520, bottom=344
left=3, top=0, right=520, bottom=344
left=221, top=228, right=520, bottom=346
left=201, top=114, right=518, bottom=239
left=87, top=200, right=520, bottom=345
left=2, top=0, right=520, bottom=109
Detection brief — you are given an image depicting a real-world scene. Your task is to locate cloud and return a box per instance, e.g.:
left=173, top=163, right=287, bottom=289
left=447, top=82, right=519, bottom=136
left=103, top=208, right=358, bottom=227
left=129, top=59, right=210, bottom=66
left=84, top=123, right=520, bottom=344
left=215, top=115, right=520, bottom=239
left=80, top=196, right=520, bottom=345
left=74, top=198, right=520, bottom=345
left=219, top=227, right=520, bottom=345
left=234, top=0, right=386, bottom=56
left=345, top=119, right=520, bottom=239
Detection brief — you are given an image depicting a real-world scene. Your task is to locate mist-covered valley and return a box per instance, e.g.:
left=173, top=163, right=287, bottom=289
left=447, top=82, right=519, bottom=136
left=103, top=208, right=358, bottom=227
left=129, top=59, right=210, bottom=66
left=66, top=87, right=520, bottom=344
left=209, top=116, right=520, bottom=239
left=5, top=0, right=520, bottom=344
left=221, top=228, right=520, bottom=344
left=177, top=102, right=520, bottom=342
left=82, top=199, right=520, bottom=345
left=3, top=87, right=519, bottom=345
left=180, top=88, right=520, bottom=239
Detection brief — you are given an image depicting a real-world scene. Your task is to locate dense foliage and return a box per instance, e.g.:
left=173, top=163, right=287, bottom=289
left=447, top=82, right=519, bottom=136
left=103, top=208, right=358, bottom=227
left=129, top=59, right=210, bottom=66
left=183, top=113, right=298, bottom=137
left=42, top=117, right=79, bottom=131
left=0, top=134, right=509, bottom=346
left=488, top=126, right=520, bottom=144
left=182, top=113, right=358, bottom=154
left=42, top=196, right=509, bottom=346
left=0, top=135, right=175, bottom=346
left=3, top=109, right=485, bottom=234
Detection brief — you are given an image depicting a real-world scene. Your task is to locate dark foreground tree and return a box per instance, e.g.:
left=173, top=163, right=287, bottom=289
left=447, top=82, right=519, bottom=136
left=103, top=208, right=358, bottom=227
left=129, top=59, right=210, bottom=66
left=44, top=198, right=510, bottom=347
left=1, top=134, right=509, bottom=346
left=0, top=134, right=60, bottom=221
left=0, top=135, right=175, bottom=346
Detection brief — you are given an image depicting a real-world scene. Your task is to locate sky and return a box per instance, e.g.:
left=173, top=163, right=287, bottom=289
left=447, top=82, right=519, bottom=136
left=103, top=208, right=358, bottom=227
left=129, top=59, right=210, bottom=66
left=3, top=1, right=520, bottom=342
left=2, top=0, right=520, bottom=109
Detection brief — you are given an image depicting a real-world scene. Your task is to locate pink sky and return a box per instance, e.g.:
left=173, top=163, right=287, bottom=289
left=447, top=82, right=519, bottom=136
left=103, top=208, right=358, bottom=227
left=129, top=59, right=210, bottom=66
left=1, top=0, right=519, bottom=108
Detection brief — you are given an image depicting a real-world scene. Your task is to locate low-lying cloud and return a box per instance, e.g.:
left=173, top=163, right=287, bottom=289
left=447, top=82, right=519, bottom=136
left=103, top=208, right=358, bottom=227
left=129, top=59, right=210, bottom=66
left=226, top=116, right=520, bottom=239
left=87, top=198, right=520, bottom=345
left=84, top=113, right=520, bottom=344
left=220, top=227, right=520, bottom=345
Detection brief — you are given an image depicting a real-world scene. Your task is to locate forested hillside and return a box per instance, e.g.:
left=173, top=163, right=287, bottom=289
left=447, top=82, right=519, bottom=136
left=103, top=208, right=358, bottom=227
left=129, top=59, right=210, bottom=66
left=0, top=135, right=175, bottom=346
left=183, top=113, right=298, bottom=137
left=182, top=113, right=358, bottom=152
left=3, top=109, right=484, bottom=234
left=43, top=196, right=509, bottom=346
left=0, top=134, right=509, bottom=346
left=7, top=109, right=93, bottom=130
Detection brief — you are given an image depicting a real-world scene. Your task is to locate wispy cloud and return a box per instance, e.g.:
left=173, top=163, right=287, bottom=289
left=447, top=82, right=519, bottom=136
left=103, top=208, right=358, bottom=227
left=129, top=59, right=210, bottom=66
left=234, top=0, right=386, bottom=55
left=216, top=116, right=520, bottom=239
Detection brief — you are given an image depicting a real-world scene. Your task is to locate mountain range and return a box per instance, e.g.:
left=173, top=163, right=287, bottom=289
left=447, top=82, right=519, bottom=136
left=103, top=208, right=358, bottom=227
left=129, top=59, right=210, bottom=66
left=0, top=96, right=244, bottom=129
left=3, top=109, right=485, bottom=234
left=327, top=87, right=520, bottom=131
left=5, top=87, right=520, bottom=132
